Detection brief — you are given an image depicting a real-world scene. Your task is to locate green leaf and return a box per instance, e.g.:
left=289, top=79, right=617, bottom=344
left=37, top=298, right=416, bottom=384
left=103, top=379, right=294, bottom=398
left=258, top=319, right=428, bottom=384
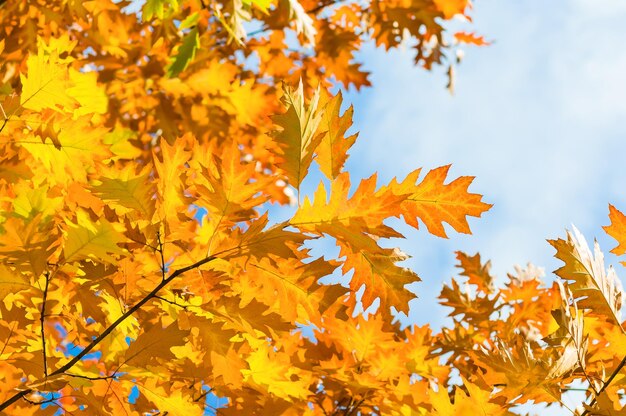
left=143, top=0, right=180, bottom=20
left=166, top=27, right=200, bottom=78
left=179, top=11, right=200, bottom=30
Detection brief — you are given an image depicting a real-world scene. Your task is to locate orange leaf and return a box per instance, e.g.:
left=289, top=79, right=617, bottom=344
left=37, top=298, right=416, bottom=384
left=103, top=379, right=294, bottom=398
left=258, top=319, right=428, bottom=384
left=383, top=165, right=492, bottom=238
left=604, top=204, right=626, bottom=256
left=454, top=31, right=490, bottom=46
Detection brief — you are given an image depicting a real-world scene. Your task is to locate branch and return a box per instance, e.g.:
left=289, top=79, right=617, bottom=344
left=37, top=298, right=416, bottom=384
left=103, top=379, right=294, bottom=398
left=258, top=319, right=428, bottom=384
left=64, top=372, right=117, bottom=381
left=581, top=355, right=626, bottom=415
left=156, top=230, right=166, bottom=281
left=40, top=271, right=51, bottom=377
left=155, top=295, right=188, bottom=310
left=22, top=394, right=57, bottom=406
left=0, top=102, right=7, bottom=127
left=0, top=254, right=217, bottom=412
left=193, top=388, right=212, bottom=402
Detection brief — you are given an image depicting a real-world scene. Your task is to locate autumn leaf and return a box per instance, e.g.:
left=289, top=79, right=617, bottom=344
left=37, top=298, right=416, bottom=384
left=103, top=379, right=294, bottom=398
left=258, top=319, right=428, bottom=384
left=291, top=172, right=405, bottom=237
left=0, top=264, right=32, bottom=298
left=137, top=379, right=203, bottom=416
left=382, top=165, right=492, bottom=238
left=455, top=251, right=495, bottom=294
left=433, top=0, right=469, bottom=19
left=271, top=81, right=324, bottom=191
left=20, top=40, right=75, bottom=112
left=63, top=210, right=126, bottom=264
left=454, top=31, right=491, bottom=46
left=604, top=204, right=626, bottom=257
left=93, top=165, right=156, bottom=219
left=143, top=0, right=180, bottom=20
left=431, top=379, right=509, bottom=415
left=316, top=90, right=358, bottom=180
left=242, top=339, right=314, bottom=400
left=153, top=135, right=192, bottom=221
left=339, top=240, right=418, bottom=312
left=67, top=69, right=108, bottom=116
left=167, top=27, right=200, bottom=78
left=125, top=323, right=190, bottom=368
left=550, top=226, right=625, bottom=329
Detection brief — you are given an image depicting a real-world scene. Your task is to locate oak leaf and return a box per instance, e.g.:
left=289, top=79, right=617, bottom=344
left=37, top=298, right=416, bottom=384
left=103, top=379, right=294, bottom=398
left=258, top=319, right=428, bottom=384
left=63, top=210, right=126, bottom=264
left=604, top=204, right=626, bottom=257
left=271, top=81, right=324, bottom=190
left=382, top=165, right=492, bottom=238
left=550, top=227, right=625, bottom=328
left=316, top=90, right=358, bottom=180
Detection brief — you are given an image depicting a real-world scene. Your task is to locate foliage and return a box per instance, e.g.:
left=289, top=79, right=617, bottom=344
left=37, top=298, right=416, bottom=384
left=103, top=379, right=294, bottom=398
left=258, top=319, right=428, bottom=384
left=1, top=1, right=625, bottom=415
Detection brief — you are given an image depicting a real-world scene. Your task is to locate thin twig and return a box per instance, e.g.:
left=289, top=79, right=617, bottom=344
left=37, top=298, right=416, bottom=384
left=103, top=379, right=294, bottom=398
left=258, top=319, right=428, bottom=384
left=63, top=373, right=117, bottom=381
left=346, top=397, right=365, bottom=416
left=40, top=271, right=51, bottom=377
left=156, top=230, right=166, bottom=282
left=155, top=295, right=188, bottom=310
left=342, top=398, right=353, bottom=416
left=193, top=388, right=212, bottom=402
left=22, top=393, right=57, bottom=406
left=0, top=254, right=217, bottom=412
left=581, top=355, right=626, bottom=415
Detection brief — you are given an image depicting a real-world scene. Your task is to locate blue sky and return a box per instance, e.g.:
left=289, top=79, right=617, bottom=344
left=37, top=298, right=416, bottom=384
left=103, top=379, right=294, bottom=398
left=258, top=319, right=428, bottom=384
left=336, top=0, right=626, bottom=330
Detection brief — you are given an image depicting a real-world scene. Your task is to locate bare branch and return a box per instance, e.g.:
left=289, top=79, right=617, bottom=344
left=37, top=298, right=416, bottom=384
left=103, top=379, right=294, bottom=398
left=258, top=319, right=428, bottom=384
left=581, top=355, right=626, bottom=416
left=40, top=271, right=51, bottom=377
left=0, top=254, right=217, bottom=412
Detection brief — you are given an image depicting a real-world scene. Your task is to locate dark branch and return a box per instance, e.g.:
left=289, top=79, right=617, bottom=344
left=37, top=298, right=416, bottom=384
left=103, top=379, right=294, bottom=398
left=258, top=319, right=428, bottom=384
left=63, top=372, right=117, bottom=381
left=0, top=254, right=217, bottom=412
left=581, top=355, right=626, bottom=415
left=40, top=271, right=51, bottom=377
left=156, top=230, right=166, bottom=282
left=155, top=295, right=188, bottom=310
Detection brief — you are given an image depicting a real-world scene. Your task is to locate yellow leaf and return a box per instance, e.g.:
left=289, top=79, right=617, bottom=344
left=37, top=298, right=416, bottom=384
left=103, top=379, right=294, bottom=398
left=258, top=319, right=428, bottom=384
left=431, top=379, right=508, bottom=416
left=93, top=165, right=155, bottom=218
left=20, top=118, right=110, bottom=184
left=292, top=172, right=404, bottom=236
left=137, top=379, right=203, bottom=416
left=242, top=340, right=312, bottom=400
left=63, top=210, right=126, bottom=264
left=340, top=242, right=418, bottom=312
left=153, top=135, right=192, bottom=221
left=20, top=39, right=76, bottom=112
left=0, top=264, right=32, bottom=297
left=271, top=81, right=324, bottom=190
left=67, top=68, right=108, bottom=116
left=125, top=323, right=189, bottom=368
left=316, top=90, right=358, bottom=180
